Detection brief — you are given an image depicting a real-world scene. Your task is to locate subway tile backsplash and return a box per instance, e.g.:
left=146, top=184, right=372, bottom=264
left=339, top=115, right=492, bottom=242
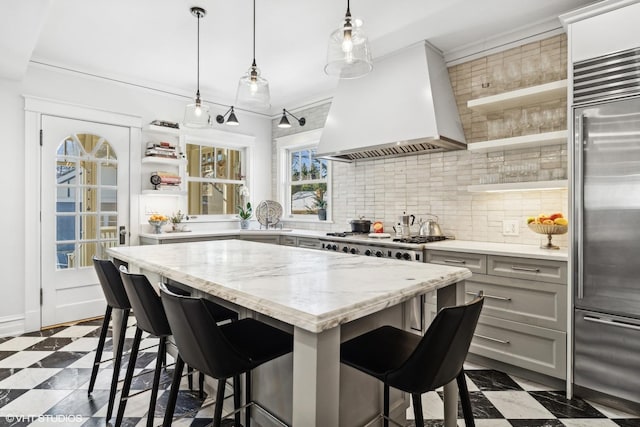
left=272, top=34, right=569, bottom=247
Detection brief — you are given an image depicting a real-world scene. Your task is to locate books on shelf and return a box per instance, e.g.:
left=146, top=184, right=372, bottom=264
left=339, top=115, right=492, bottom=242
left=145, top=141, right=179, bottom=159
left=149, top=119, right=180, bottom=129
left=153, top=171, right=182, bottom=185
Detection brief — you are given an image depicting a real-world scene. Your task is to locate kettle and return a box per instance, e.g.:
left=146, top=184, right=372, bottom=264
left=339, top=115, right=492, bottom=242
left=418, top=214, right=444, bottom=237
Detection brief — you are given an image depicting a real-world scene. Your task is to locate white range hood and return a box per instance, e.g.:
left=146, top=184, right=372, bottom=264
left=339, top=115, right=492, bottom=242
left=317, top=41, right=466, bottom=162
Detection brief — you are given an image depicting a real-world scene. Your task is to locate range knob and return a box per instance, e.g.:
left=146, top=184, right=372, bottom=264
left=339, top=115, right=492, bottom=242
left=395, top=252, right=403, bottom=259
left=350, top=248, right=359, bottom=254
left=402, top=253, right=412, bottom=261
left=325, top=244, right=332, bottom=250
left=365, top=249, right=373, bottom=256
left=331, top=244, right=338, bottom=251
left=375, top=251, right=383, bottom=257
left=342, top=246, right=349, bottom=253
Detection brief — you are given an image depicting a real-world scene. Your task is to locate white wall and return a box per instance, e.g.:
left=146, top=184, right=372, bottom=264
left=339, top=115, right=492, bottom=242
left=0, top=64, right=272, bottom=335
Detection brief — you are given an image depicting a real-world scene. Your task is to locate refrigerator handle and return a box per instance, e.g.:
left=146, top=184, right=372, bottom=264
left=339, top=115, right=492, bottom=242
left=576, top=112, right=585, bottom=300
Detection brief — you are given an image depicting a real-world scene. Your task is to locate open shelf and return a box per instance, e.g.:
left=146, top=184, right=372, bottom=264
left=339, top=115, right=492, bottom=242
left=145, top=124, right=181, bottom=136
left=141, top=189, right=187, bottom=196
left=467, top=80, right=568, bottom=114
left=467, top=130, right=568, bottom=153
left=142, top=156, right=186, bottom=166
left=467, top=180, right=568, bottom=193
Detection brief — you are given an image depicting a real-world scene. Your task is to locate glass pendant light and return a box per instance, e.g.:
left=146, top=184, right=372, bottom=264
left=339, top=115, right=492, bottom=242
left=325, top=0, right=373, bottom=79
left=236, top=0, right=270, bottom=109
left=184, top=7, right=212, bottom=128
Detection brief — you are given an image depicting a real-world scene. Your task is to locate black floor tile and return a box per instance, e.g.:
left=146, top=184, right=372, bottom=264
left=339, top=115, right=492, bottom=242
left=614, top=420, right=640, bottom=427
left=24, top=337, right=74, bottom=351
left=465, top=369, right=524, bottom=391
left=0, top=368, right=20, bottom=382
left=45, top=389, right=110, bottom=417
left=436, top=390, right=504, bottom=419
left=22, top=326, right=67, bottom=337
left=82, top=416, right=140, bottom=427
left=0, top=416, right=31, bottom=427
left=530, top=391, right=607, bottom=418
left=154, top=389, right=207, bottom=417
left=0, top=352, right=14, bottom=362
left=29, top=351, right=88, bottom=368
left=0, top=389, right=29, bottom=407
left=508, top=419, right=564, bottom=426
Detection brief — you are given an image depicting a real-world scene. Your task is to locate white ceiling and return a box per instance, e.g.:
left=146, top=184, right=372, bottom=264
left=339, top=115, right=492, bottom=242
left=2, top=0, right=597, bottom=116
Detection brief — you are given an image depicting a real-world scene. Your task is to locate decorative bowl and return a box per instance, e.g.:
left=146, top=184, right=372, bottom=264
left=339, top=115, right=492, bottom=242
left=149, top=220, right=167, bottom=234
left=527, top=223, right=568, bottom=249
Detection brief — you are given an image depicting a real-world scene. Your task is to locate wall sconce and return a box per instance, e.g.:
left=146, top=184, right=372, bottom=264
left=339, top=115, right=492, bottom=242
left=216, top=106, right=239, bottom=126
left=278, top=108, right=306, bottom=128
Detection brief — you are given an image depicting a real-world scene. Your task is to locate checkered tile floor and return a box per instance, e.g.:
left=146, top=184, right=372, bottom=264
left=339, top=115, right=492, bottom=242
left=0, top=318, right=639, bottom=426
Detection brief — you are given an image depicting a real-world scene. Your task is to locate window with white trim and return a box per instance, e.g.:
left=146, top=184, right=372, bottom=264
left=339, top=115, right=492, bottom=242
left=277, top=130, right=331, bottom=221
left=185, top=142, right=247, bottom=216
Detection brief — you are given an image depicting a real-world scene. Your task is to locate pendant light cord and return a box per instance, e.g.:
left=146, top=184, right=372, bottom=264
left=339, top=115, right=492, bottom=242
left=252, top=0, right=256, bottom=63
left=196, top=10, right=201, bottom=95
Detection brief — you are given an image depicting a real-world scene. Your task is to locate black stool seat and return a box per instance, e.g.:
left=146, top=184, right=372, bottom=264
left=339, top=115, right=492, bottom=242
left=341, top=295, right=484, bottom=427
left=116, top=271, right=238, bottom=427
left=160, top=284, right=293, bottom=427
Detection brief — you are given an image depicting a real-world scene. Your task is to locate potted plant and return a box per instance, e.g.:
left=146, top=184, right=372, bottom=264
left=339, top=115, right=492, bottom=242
left=238, top=202, right=252, bottom=229
left=169, top=210, right=185, bottom=231
left=313, top=190, right=327, bottom=221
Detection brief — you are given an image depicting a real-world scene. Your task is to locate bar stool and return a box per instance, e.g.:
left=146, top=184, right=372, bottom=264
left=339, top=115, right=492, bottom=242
left=159, top=283, right=294, bottom=427
left=116, top=271, right=238, bottom=427
left=340, top=295, right=484, bottom=427
left=90, top=257, right=133, bottom=422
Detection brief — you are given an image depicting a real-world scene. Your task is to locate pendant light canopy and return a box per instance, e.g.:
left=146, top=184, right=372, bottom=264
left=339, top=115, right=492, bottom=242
left=236, top=0, right=270, bottom=109
left=325, top=0, right=372, bottom=79
left=184, top=7, right=211, bottom=128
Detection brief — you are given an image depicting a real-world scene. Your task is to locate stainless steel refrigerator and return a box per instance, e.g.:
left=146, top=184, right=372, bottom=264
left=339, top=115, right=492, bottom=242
left=573, top=92, right=640, bottom=408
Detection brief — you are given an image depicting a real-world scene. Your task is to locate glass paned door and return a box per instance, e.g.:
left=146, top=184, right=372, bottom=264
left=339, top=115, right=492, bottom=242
left=41, top=116, right=130, bottom=327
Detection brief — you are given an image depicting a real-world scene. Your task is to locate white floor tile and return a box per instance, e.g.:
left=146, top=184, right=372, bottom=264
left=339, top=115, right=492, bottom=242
left=0, top=351, right=53, bottom=368
left=406, top=391, right=443, bottom=420
left=483, top=390, right=555, bottom=419
left=0, top=368, right=61, bottom=389
left=0, top=337, right=46, bottom=351
left=473, top=420, right=512, bottom=427
left=50, top=326, right=99, bottom=338
left=66, top=352, right=98, bottom=369
left=560, top=419, right=620, bottom=426
left=58, top=338, right=99, bottom=352
left=0, top=389, right=72, bottom=416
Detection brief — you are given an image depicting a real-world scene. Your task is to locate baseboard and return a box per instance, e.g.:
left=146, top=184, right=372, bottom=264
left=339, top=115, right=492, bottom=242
left=0, top=315, right=26, bottom=338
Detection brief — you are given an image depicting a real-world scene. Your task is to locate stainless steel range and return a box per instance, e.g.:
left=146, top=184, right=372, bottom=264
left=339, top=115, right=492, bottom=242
left=320, top=232, right=447, bottom=262
left=322, top=233, right=423, bottom=260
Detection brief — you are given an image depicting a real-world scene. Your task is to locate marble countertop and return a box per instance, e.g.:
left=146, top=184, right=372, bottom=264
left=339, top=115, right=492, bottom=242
left=108, top=240, right=471, bottom=333
left=423, top=240, right=568, bottom=261
left=139, top=228, right=568, bottom=261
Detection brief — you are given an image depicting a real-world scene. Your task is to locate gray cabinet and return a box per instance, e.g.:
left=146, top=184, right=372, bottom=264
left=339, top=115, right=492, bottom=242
left=239, top=235, right=281, bottom=245
left=427, top=250, right=568, bottom=379
left=140, top=234, right=236, bottom=245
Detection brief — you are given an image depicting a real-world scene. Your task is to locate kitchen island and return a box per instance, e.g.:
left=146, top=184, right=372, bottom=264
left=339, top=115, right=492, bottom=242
left=108, top=240, right=471, bottom=426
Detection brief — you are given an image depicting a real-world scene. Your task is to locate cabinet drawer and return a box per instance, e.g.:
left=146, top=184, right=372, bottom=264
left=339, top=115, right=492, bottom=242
left=280, top=236, right=297, bottom=247
left=488, top=255, right=567, bottom=284
left=464, top=274, right=566, bottom=331
left=471, top=315, right=566, bottom=379
left=427, top=251, right=487, bottom=274
left=297, top=237, right=322, bottom=249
